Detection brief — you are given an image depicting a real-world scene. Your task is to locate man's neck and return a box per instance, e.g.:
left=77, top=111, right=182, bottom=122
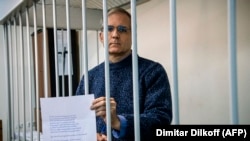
left=109, top=50, right=132, bottom=63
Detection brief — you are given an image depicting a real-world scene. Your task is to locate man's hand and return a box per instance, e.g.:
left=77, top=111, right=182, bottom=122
left=90, top=96, right=121, bottom=130
left=97, top=133, right=107, bottom=141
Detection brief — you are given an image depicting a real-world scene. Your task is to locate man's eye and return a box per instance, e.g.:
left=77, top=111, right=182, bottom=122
left=106, top=25, right=129, bottom=33
left=117, top=26, right=127, bottom=32
left=108, top=26, right=114, bottom=32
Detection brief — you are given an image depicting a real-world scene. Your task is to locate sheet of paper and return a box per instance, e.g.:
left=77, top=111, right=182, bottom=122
left=40, top=95, right=96, bottom=141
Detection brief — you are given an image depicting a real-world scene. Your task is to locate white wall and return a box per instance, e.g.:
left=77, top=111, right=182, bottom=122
left=0, top=0, right=250, bottom=140
left=83, top=0, right=250, bottom=124
left=135, top=0, right=250, bottom=124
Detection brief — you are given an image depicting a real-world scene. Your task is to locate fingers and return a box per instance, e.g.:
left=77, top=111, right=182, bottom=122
left=90, top=97, right=106, bottom=110
left=90, top=97, right=116, bottom=110
left=90, top=97, right=117, bottom=118
left=91, top=97, right=120, bottom=130
left=91, top=97, right=106, bottom=118
left=97, top=133, right=107, bottom=141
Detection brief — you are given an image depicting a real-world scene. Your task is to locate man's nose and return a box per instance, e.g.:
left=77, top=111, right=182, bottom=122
left=111, top=29, right=120, bottom=38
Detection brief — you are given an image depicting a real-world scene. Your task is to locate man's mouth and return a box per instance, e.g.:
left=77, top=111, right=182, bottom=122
left=110, top=43, right=120, bottom=45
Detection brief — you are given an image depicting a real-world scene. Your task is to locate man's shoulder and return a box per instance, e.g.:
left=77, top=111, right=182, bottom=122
left=86, top=63, right=105, bottom=78
left=89, top=62, right=104, bottom=72
left=138, top=56, right=164, bottom=69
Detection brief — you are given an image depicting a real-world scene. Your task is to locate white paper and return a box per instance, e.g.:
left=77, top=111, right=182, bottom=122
left=40, top=95, right=96, bottom=141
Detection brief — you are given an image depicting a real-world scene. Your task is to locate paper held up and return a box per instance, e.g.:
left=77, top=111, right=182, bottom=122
left=40, top=94, right=96, bottom=141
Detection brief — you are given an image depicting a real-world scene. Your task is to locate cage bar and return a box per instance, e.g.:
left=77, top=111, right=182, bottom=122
left=102, top=0, right=112, bottom=140
left=82, top=0, right=89, bottom=95
left=131, top=0, right=140, bottom=140
left=52, top=0, right=60, bottom=98
left=33, top=2, right=41, bottom=140
left=227, top=0, right=238, bottom=124
left=66, top=0, right=73, bottom=96
left=170, top=0, right=179, bottom=125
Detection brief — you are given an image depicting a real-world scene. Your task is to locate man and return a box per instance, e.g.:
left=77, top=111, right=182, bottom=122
left=75, top=7, right=172, bottom=141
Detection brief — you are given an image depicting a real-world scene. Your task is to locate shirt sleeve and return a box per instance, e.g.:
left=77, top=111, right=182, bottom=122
left=112, top=115, right=127, bottom=138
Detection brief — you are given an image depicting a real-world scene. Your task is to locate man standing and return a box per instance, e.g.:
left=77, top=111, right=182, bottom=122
left=76, top=7, right=172, bottom=141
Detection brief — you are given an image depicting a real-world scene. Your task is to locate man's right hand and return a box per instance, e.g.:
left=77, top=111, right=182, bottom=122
left=97, top=133, right=107, bottom=141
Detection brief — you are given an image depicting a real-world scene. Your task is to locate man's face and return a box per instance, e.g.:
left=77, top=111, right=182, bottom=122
left=99, top=12, right=132, bottom=56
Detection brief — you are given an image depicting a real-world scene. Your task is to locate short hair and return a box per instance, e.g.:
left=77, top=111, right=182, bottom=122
left=100, top=7, right=131, bottom=29
left=107, top=7, right=131, bottom=20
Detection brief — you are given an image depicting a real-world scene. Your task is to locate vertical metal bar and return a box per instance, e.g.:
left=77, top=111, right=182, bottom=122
left=227, top=0, right=238, bottom=124
left=96, top=30, right=100, bottom=65
left=26, top=6, right=34, bottom=140
left=2, top=24, right=7, bottom=140
left=102, top=0, right=111, bottom=140
left=7, top=20, right=15, bottom=141
left=52, top=0, right=60, bottom=97
left=19, top=11, right=26, bottom=140
left=66, top=0, right=73, bottom=96
left=42, top=0, right=49, bottom=98
left=13, top=16, right=21, bottom=141
left=61, top=29, right=65, bottom=97
left=4, top=23, right=12, bottom=141
left=170, top=0, right=179, bottom=125
left=33, top=1, right=40, bottom=140
left=130, top=0, right=140, bottom=140
left=82, top=0, right=89, bottom=94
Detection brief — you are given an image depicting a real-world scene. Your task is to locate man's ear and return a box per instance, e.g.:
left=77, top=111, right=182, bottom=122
left=99, top=32, right=104, bottom=43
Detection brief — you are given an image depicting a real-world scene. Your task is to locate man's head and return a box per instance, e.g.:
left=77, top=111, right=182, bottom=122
left=99, top=7, right=132, bottom=62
